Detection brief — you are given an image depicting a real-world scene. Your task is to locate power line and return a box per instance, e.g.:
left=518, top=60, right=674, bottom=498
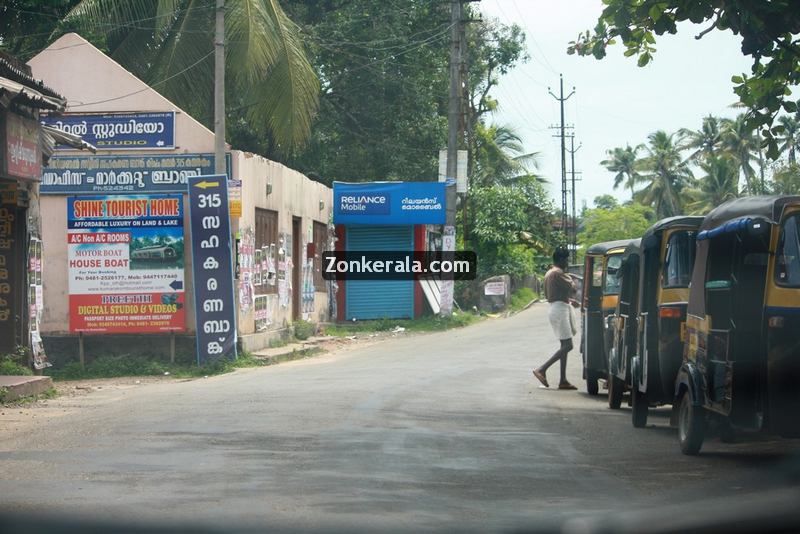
left=68, top=50, right=215, bottom=108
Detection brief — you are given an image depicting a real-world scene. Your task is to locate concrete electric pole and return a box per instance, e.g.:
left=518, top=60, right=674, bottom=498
left=214, top=0, right=226, bottom=175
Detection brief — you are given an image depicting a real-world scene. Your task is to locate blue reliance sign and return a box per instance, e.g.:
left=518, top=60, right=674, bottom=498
left=333, top=181, right=446, bottom=225
left=40, top=153, right=231, bottom=195
left=187, top=175, right=237, bottom=365
left=41, top=111, right=175, bottom=150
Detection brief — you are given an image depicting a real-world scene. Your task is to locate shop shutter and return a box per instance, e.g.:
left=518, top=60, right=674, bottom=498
left=345, top=225, right=414, bottom=320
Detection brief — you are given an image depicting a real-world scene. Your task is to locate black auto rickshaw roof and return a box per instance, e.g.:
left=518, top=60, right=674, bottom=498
left=698, top=196, right=800, bottom=232
left=641, top=216, right=705, bottom=240
left=585, top=238, right=636, bottom=256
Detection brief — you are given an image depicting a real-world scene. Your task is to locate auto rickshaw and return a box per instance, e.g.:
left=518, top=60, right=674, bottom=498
left=628, top=216, right=704, bottom=426
left=581, top=239, right=635, bottom=395
left=606, top=239, right=641, bottom=409
left=675, top=196, right=800, bottom=455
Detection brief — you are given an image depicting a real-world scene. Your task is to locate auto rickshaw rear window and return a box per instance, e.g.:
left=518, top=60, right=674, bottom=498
left=663, top=231, right=696, bottom=288
left=775, top=214, right=800, bottom=288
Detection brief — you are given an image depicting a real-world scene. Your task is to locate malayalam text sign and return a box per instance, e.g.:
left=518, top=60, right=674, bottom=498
left=333, top=181, right=445, bottom=225
left=188, top=175, right=237, bottom=364
left=41, top=153, right=232, bottom=195
left=67, top=195, right=186, bottom=333
left=41, top=111, right=175, bottom=150
left=6, top=113, right=41, bottom=180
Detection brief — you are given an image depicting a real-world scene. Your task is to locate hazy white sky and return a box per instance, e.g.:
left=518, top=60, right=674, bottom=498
left=479, top=0, right=753, bottom=210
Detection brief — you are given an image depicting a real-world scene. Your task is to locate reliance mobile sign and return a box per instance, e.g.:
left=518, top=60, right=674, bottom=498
left=333, top=182, right=446, bottom=225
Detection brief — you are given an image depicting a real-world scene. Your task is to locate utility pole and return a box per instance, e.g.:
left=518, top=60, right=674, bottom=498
left=440, top=0, right=463, bottom=317
left=567, top=135, right=582, bottom=264
left=548, top=75, right=574, bottom=243
left=214, top=0, right=226, bottom=175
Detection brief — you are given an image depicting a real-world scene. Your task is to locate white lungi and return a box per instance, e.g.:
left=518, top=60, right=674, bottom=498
left=548, top=301, right=577, bottom=340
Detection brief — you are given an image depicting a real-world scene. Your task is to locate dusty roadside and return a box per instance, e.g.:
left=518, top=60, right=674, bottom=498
left=0, top=327, right=429, bottom=441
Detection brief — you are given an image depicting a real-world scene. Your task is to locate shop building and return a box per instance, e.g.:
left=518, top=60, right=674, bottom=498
left=0, top=51, right=94, bottom=367
left=28, top=33, right=332, bottom=358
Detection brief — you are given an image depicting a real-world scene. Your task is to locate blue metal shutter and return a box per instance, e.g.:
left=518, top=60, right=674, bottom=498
left=345, top=225, right=414, bottom=320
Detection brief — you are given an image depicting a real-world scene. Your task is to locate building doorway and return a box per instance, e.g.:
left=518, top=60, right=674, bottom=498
left=292, top=217, right=301, bottom=321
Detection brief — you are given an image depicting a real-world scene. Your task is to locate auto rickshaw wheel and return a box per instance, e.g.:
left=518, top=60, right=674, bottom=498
left=586, top=371, right=599, bottom=396
left=678, top=390, right=706, bottom=455
left=608, top=373, right=624, bottom=409
left=631, top=386, right=648, bottom=428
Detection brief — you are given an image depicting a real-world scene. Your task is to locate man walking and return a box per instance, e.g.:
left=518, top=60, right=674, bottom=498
left=533, top=247, right=578, bottom=390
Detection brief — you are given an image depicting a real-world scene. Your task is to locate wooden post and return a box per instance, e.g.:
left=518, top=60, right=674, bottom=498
left=170, top=332, right=176, bottom=364
left=78, top=332, right=85, bottom=370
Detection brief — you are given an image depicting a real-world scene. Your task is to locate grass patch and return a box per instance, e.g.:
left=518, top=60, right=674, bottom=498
left=44, top=348, right=318, bottom=382
left=510, top=287, right=539, bottom=312
left=0, top=386, right=58, bottom=405
left=0, top=359, right=33, bottom=376
left=325, top=311, right=481, bottom=337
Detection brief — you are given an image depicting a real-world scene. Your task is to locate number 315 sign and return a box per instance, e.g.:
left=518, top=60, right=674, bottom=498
left=188, top=175, right=237, bottom=364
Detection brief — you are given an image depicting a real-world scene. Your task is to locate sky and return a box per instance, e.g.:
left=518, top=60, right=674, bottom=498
left=478, top=0, right=753, bottom=210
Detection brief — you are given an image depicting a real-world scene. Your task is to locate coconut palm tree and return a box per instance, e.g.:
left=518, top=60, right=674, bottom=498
left=634, top=130, right=694, bottom=218
left=720, top=114, right=761, bottom=194
left=679, top=115, right=724, bottom=163
left=684, top=154, right=739, bottom=215
left=601, top=144, right=642, bottom=198
left=778, top=114, right=800, bottom=165
left=62, top=0, right=319, bottom=151
left=472, top=123, right=544, bottom=188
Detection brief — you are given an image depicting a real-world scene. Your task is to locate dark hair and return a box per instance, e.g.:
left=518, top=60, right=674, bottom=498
left=553, top=247, right=570, bottom=264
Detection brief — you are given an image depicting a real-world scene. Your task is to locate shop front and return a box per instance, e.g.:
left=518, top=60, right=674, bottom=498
left=333, top=181, right=446, bottom=321
left=0, top=52, right=74, bottom=368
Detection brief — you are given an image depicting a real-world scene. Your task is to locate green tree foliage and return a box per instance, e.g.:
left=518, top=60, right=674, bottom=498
left=1, top=0, right=319, bottom=153
left=772, top=163, right=800, bottom=195
left=601, top=144, right=641, bottom=197
left=467, top=176, right=556, bottom=281
left=567, top=0, right=800, bottom=159
left=684, top=154, right=739, bottom=215
left=471, top=123, right=542, bottom=188
left=593, top=194, right=618, bottom=210
left=281, top=1, right=526, bottom=184
left=679, top=115, right=723, bottom=163
left=578, top=204, right=654, bottom=251
left=634, top=130, right=693, bottom=218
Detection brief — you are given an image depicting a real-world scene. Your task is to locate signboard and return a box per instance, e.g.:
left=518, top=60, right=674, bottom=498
left=41, top=111, right=176, bottom=150
left=439, top=225, right=456, bottom=315
left=484, top=280, right=506, bottom=296
left=40, top=153, right=231, bottom=195
left=333, top=181, right=446, bottom=225
left=5, top=113, right=41, bottom=180
left=67, top=194, right=186, bottom=333
left=188, top=175, right=237, bottom=364
left=228, top=179, right=242, bottom=218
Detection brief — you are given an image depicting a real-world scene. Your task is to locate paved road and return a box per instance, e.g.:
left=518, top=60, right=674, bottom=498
left=1, top=305, right=799, bottom=531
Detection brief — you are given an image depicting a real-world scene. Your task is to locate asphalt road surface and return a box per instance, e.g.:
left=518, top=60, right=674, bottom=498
left=1, top=304, right=799, bottom=531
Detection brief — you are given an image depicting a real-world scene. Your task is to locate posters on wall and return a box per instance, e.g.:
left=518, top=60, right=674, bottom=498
left=254, top=294, right=274, bottom=331
left=237, top=228, right=254, bottom=313
left=67, top=194, right=186, bottom=333
left=187, top=175, right=236, bottom=364
left=27, top=237, right=49, bottom=369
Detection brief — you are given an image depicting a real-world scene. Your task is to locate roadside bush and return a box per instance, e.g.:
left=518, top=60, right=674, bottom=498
left=0, top=346, right=33, bottom=376
left=510, top=287, right=537, bottom=311
left=293, top=320, right=316, bottom=340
